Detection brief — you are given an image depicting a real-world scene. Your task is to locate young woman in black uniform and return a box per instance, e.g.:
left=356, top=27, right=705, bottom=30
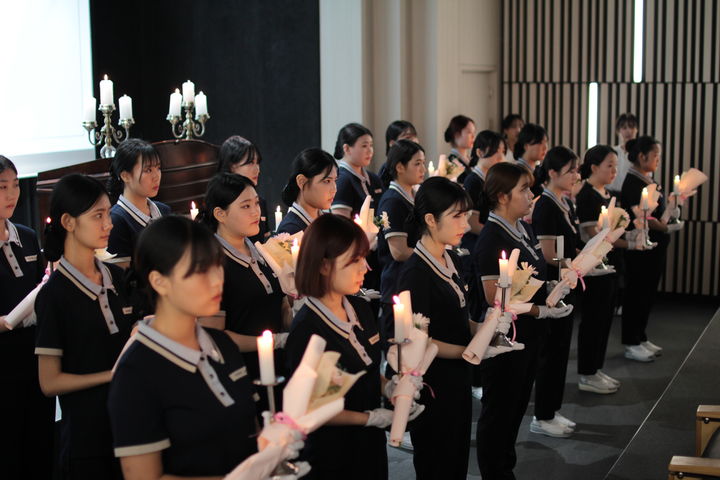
left=217, top=135, right=270, bottom=242
left=277, top=148, right=337, bottom=235
left=109, top=216, right=299, bottom=479
left=472, top=162, right=572, bottom=479
left=530, top=146, right=582, bottom=438
left=377, top=120, right=419, bottom=181
left=514, top=123, right=549, bottom=197
left=286, top=214, right=420, bottom=480
left=199, top=173, right=290, bottom=412
left=0, top=156, right=55, bottom=479
left=107, top=139, right=170, bottom=268
left=620, top=136, right=682, bottom=362
left=443, top=115, right=476, bottom=184
left=35, top=174, right=136, bottom=479
left=376, top=140, right=425, bottom=344
left=501, top=114, right=524, bottom=162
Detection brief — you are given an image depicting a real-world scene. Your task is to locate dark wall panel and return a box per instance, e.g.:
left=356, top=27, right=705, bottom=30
left=89, top=0, right=320, bottom=211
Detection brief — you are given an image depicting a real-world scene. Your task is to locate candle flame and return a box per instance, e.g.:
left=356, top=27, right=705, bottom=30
left=354, top=214, right=362, bottom=225
left=501, top=250, right=507, bottom=260
left=276, top=206, right=281, bottom=212
left=175, top=88, right=180, bottom=94
left=393, top=295, right=401, bottom=305
left=191, top=201, right=196, bottom=209
left=601, top=205, right=607, bottom=213
left=292, top=238, right=299, bottom=247
left=262, top=330, right=273, bottom=340
left=45, top=217, right=51, bottom=224
left=104, top=74, right=108, bottom=80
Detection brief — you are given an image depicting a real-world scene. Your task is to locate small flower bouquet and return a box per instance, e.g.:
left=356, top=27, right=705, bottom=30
left=255, top=231, right=304, bottom=298
left=430, top=154, right=465, bottom=183
left=94, top=248, right=117, bottom=262
left=677, top=167, right=708, bottom=200
left=601, top=197, right=631, bottom=243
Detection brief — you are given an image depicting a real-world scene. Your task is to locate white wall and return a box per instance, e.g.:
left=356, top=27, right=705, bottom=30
left=0, top=0, right=95, bottom=177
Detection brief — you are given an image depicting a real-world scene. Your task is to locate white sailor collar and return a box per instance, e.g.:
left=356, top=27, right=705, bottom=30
left=305, top=296, right=372, bottom=366
left=117, top=195, right=162, bottom=227
left=389, top=181, right=415, bottom=205
left=215, top=234, right=273, bottom=294
left=338, top=160, right=371, bottom=186
left=487, top=212, right=540, bottom=260
left=2, top=220, right=24, bottom=277
left=289, top=202, right=314, bottom=226
left=627, top=167, right=653, bottom=185
left=471, top=166, right=486, bottom=181
left=414, top=240, right=466, bottom=308
left=3, top=219, right=21, bottom=247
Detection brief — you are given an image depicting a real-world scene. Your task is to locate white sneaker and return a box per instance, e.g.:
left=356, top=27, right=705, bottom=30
left=597, top=370, right=621, bottom=387
left=579, top=374, right=618, bottom=394
left=554, top=412, right=576, bottom=429
left=641, top=340, right=663, bottom=356
left=530, top=418, right=572, bottom=438
left=624, top=344, right=655, bottom=362
left=472, top=387, right=483, bottom=400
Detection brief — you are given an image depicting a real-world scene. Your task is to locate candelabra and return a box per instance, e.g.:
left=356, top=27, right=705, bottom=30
left=83, top=104, right=133, bottom=158
left=667, top=192, right=681, bottom=225
left=551, top=256, right=570, bottom=309
left=489, top=280, right=514, bottom=348
left=642, top=207, right=655, bottom=248
left=167, top=100, right=209, bottom=139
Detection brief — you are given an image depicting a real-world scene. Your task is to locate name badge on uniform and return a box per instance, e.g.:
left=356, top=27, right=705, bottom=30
left=230, top=366, right=248, bottom=381
left=261, top=216, right=266, bottom=221
left=24, top=255, right=37, bottom=262
left=122, top=306, right=133, bottom=315
left=369, top=333, right=380, bottom=345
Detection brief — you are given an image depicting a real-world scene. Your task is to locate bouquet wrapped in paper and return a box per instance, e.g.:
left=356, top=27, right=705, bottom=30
left=94, top=248, right=117, bottom=262
left=462, top=305, right=516, bottom=365
left=430, top=154, right=464, bottom=183
left=546, top=228, right=613, bottom=307
left=508, top=256, right=545, bottom=311
left=224, top=443, right=291, bottom=480
left=677, top=168, right=708, bottom=200
left=600, top=197, right=630, bottom=243
left=645, top=184, right=661, bottom=212
left=255, top=231, right=304, bottom=298
left=386, top=312, right=437, bottom=446
left=353, top=195, right=383, bottom=247
left=3, top=267, right=51, bottom=329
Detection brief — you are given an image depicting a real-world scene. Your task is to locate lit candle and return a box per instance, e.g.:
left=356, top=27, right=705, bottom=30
left=274, top=206, right=283, bottom=230
left=182, top=80, right=195, bottom=104
left=641, top=187, right=649, bottom=210
left=195, top=91, right=208, bottom=117
left=498, top=250, right=509, bottom=286
left=291, top=238, right=300, bottom=266
left=600, top=205, right=609, bottom=229
left=190, top=201, right=199, bottom=220
left=556, top=235, right=565, bottom=260
left=118, top=95, right=133, bottom=121
left=83, top=97, right=96, bottom=123
left=99, top=75, right=114, bottom=105
left=399, top=290, right=413, bottom=334
left=673, top=174, right=680, bottom=194
left=393, top=295, right=406, bottom=342
left=353, top=214, right=362, bottom=227
left=257, top=330, right=275, bottom=385
left=428, top=161, right=435, bottom=175
left=168, top=89, right=182, bottom=118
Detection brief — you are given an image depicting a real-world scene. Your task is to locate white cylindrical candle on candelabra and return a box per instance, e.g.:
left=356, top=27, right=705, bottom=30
left=392, top=295, right=406, bottom=342
left=556, top=235, right=565, bottom=260
left=274, top=206, right=283, bottom=230
left=195, top=91, right=208, bottom=117
left=673, top=175, right=680, bottom=194
left=600, top=205, right=609, bottom=229
left=398, top=290, right=413, bottom=334
left=168, top=89, right=182, bottom=117
left=84, top=97, right=97, bottom=123
left=190, top=201, right=199, bottom=220
left=257, top=330, right=275, bottom=385
left=498, top=250, right=509, bottom=286
left=118, top=95, right=133, bottom=121
left=641, top=187, right=649, bottom=210
left=182, top=80, right=195, bottom=104
left=99, top=75, right=114, bottom=105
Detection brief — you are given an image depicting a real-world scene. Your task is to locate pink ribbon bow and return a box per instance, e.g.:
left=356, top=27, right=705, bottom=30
left=273, top=412, right=308, bottom=439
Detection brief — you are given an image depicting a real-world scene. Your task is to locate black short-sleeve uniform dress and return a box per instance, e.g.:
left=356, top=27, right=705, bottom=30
left=109, top=322, right=258, bottom=477
left=276, top=202, right=314, bottom=235
left=216, top=234, right=286, bottom=410
left=285, top=296, right=386, bottom=480
left=0, top=221, right=55, bottom=479
left=462, top=166, right=490, bottom=321
left=376, top=182, right=414, bottom=346
left=333, top=160, right=384, bottom=294
left=575, top=182, right=619, bottom=375
left=472, top=212, right=548, bottom=479
left=620, top=168, right=669, bottom=346
left=107, top=195, right=170, bottom=263
left=448, top=148, right=470, bottom=185
left=34, top=257, right=136, bottom=479
left=396, top=242, right=473, bottom=480
left=249, top=195, right=270, bottom=243
left=531, top=189, right=581, bottom=421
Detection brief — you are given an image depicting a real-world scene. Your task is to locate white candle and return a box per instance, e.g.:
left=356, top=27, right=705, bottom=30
left=195, top=91, right=208, bottom=117
left=257, top=330, right=275, bottom=385
left=190, top=201, right=199, bottom=220
left=641, top=187, right=649, bottom=210
left=353, top=214, right=362, bottom=227
left=274, top=206, right=283, bottom=230
left=291, top=238, right=300, bottom=266
left=600, top=205, right=609, bottom=229
left=182, top=80, right=195, bottom=104
left=393, top=295, right=406, bottom=342
left=498, top=250, right=509, bottom=286
left=83, top=97, right=96, bottom=123
left=168, top=89, right=182, bottom=117
left=118, top=95, right=133, bottom=121
left=399, top=290, right=413, bottom=334
left=99, top=75, right=114, bottom=105
left=556, top=235, right=565, bottom=260
left=428, top=161, right=435, bottom=175
left=673, top=174, right=680, bottom=194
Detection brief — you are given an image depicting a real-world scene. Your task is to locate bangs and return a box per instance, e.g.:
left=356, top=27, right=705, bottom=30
left=349, top=233, right=370, bottom=262
left=453, top=194, right=473, bottom=215
left=183, top=225, right=223, bottom=277
left=141, top=153, right=161, bottom=169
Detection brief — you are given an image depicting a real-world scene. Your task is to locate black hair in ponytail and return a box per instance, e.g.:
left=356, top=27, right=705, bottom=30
left=443, top=115, right=474, bottom=145
left=281, top=148, right=336, bottom=207
left=469, top=130, right=506, bottom=167
left=44, top=174, right=109, bottom=262
left=198, top=173, right=255, bottom=232
left=381, top=140, right=424, bottom=188
left=333, top=123, right=373, bottom=160
left=0, top=155, right=18, bottom=175
left=385, top=120, right=417, bottom=154
left=626, top=136, right=660, bottom=165
left=217, top=135, right=262, bottom=172
left=580, top=145, right=616, bottom=179
left=534, top=146, right=578, bottom=186
left=514, top=123, right=547, bottom=159
left=107, top=139, right=160, bottom=204
left=405, top=176, right=471, bottom=246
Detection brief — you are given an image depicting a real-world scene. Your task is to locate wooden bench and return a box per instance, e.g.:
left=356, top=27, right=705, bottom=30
left=668, top=406, right=720, bottom=479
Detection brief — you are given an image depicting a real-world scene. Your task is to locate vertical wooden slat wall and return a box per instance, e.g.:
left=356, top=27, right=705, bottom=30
left=501, top=0, right=719, bottom=296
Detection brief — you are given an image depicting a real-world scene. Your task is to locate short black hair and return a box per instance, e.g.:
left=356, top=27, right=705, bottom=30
left=470, top=130, right=506, bottom=166
left=0, top=155, right=18, bottom=175
left=615, top=113, right=639, bottom=131
left=484, top=162, right=534, bottom=211
left=501, top=114, right=523, bottom=131
left=107, top=138, right=161, bottom=203
left=626, top=136, right=660, bottom=165
left=514, top=123, right=547, bottom=159
left=199, top=173, right=256, bottom=231
left=443, top=115, right=474, bottom=144
left=281, top=148, right=337, bottom=206
left=334, top=123, right=373, bottom=159
left=217, top=135, right=262, bottom=172
left=535, top=146, right=578, bottom=185
left=406, top=176, right=471, bottom=244
left=385, top=120, right=417, bottom=154
left=581, top=145, right=616, bottom=179
left=381, top=140, right=424, bottom=188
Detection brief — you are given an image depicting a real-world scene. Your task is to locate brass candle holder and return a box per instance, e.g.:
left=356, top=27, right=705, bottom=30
left=167, top=100, right=209, bottom=139
left=490, top=281, right=514, bottom=347
left=82, top=104, right=133, bottom=158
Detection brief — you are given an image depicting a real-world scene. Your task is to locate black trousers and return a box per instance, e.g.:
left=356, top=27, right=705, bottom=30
left=534, top=305, right=574, bottom=420
left=476, top=338, right=540, bottom=480
left=578, top=274, right=617, bottom=375
left=621, top=241, right=668, bottom=345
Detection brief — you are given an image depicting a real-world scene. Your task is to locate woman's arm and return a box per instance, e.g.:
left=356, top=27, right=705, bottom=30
left=539, top=238, right=560, bottom=265
left=432, top=339, right=466, bottom=360
left=387, top=236, right=413, bottom=262
left=482, top=278, right=541, bottom=318
left=325, top=409, right=370, bottom=426
left=37, top=355, right=112, bottom=396
left=648, top=218, right=668, bottom=233
left=120, top=452, right=221, bottom=480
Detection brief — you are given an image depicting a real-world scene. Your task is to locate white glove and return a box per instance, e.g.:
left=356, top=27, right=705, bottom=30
left=365, top=408, right=395, bottom=428
left=666, top=220, right=684, bottom=232
left=496, top=310, right=512, bottom=335
left=482, top=345, right=513, bottom=359
left=672, top=207, right=681, bottom=219
left=546, top=280, right=571, bottom=299
left=258, top=422, right=305, bottom=460
left=625, top=229, right=656, bottom=251
left=586, top=265, right=616, bottom=276
left=537, top=304, right=574, bottom=319
left=383, top=374, right=423, bottom=400
left=273, top=333, right=289, bottom=349
left=407, top=401, right=425, bottom=421
left=357, top=289, right=380, bottom=302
